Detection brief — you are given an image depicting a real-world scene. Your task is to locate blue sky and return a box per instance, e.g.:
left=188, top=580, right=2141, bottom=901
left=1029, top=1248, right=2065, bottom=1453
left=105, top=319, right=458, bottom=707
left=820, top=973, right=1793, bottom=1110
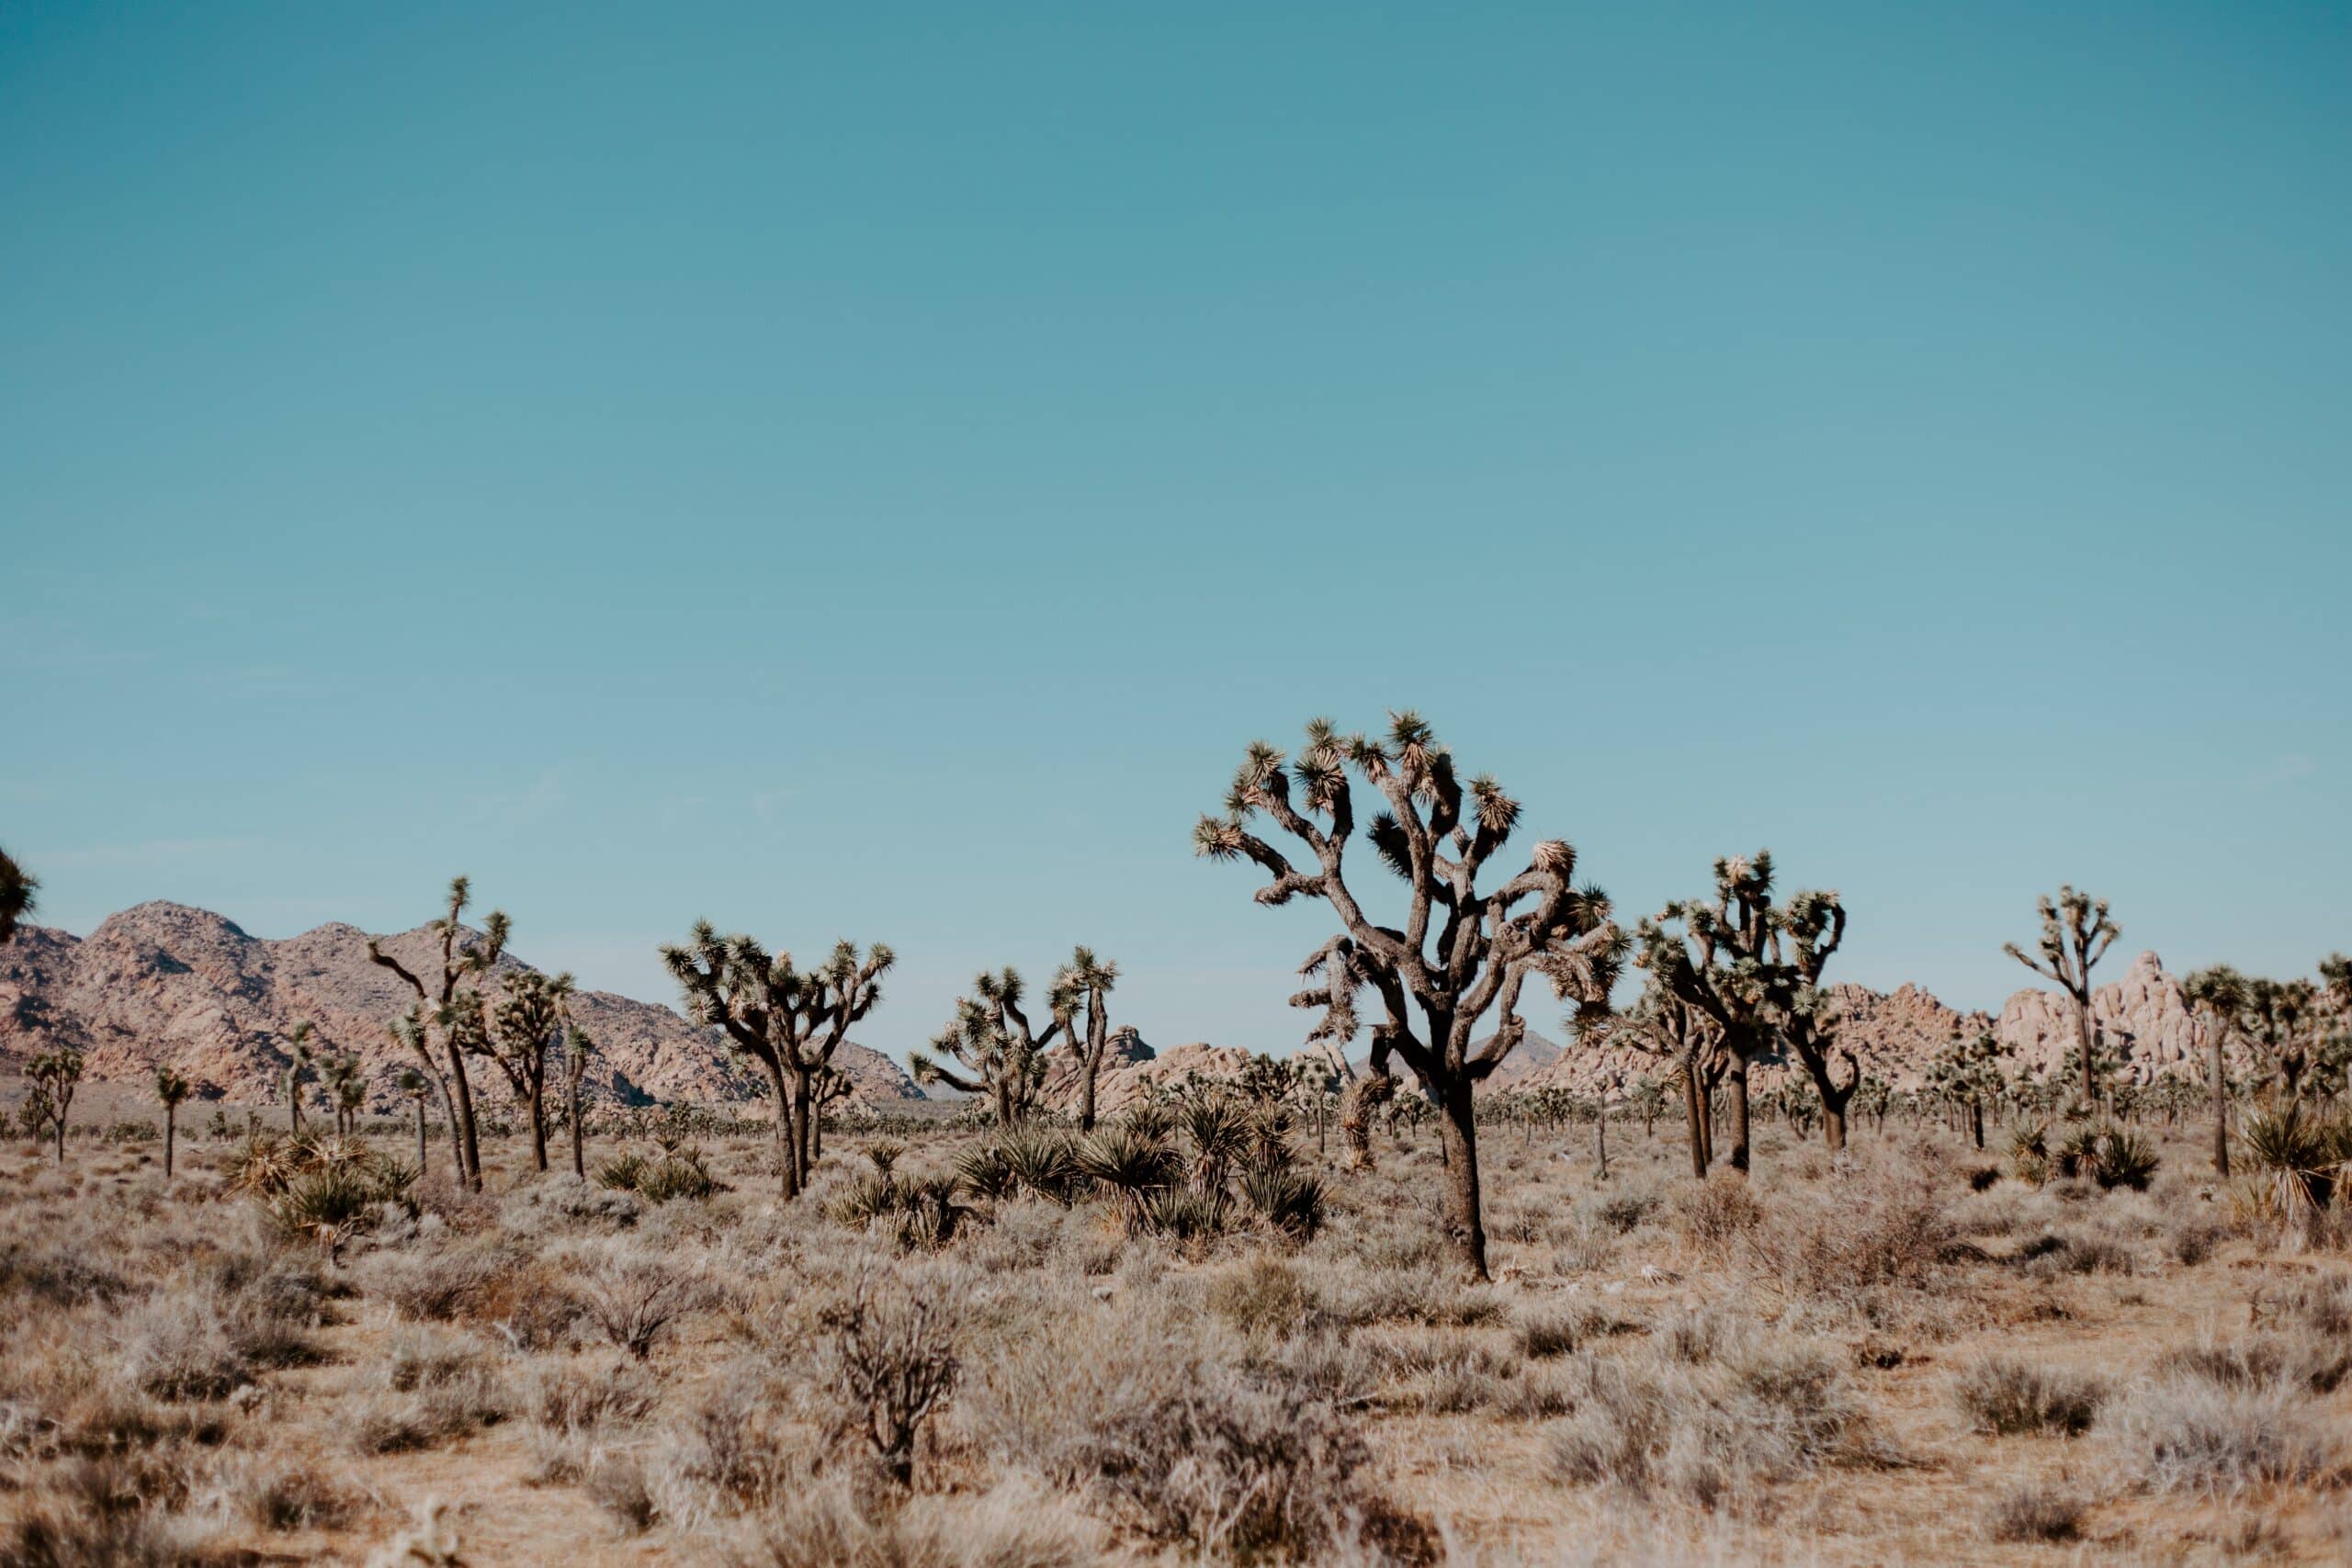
left=5, top=3, right=2346, bottom=1065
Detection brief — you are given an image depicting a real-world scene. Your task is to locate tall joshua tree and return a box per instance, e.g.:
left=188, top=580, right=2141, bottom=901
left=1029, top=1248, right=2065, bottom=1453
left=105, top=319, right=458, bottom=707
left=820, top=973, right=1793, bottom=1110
left=1194, top=713, right=1622, bottom=1280
left=2236, top=976, right=2321, bottom=1102
left=25, top=1048, right=81, bottom=1163
left=1634, top=853, right=1794, bottom=1175
left=1776, top=888, right=1857, bottom=1152
left=1053, top=947, right=1122, bottom=1132
left=153, top=1065, right=190, bottom=1179
left=911, top=966, right=1070, bottom=1126
left=562, top=1024, right=594, bottom=1179
left=0, top=846, right=37, bottom=947
left=283, top=1021, right=316, bottom=1136
left=2003, top=886, right=2120, bottom=1111
left=486, top=968, right=573, bottom=1172
left=397, top=1066, right=432, bottom=1172
left=662, top=927, right=894, bottom=1199
left=1604, top=975, right=1724, bottom=1178
left=2182, top=964, right=2246, bottom=1176
left=369, top=877, right=509, bottom=1190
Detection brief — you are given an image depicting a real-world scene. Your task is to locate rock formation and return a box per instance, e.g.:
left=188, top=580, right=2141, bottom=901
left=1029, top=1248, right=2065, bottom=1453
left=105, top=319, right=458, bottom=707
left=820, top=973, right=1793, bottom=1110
left=0, top=903, right=922, bottom=1111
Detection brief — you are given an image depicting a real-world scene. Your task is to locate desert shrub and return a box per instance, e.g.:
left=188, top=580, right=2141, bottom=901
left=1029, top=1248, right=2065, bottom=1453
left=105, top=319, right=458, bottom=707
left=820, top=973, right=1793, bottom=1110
left=1546, top=1333, right=1870, bottom=1509
left=820, top=1274, right=961, bottom=1486
left=1951, top=1355, right=2105, bottom=1436
left=346, top=1327, right=510, bottom=1454
left=1587, top=1185, right=1662, bottom=1235
left=206, top=1452, right=356, bottom=1532
left=734, top=1478, right=1104, bottom=1568
left=1317, top=1266, right=1505, bottom=1329
left=0, top=1454, right=206, bottom=1567
left=356, top=1236, right=582, bottom=1350
left=2018, top=1230, right=2135, bottom=1278
left=114, top=1292, right=252, bottom=1403
left=2167, top=1213, right=2233, bottom=1266
left=1743, top=1171, right=1954, bottom=1298
left=1205, top=1256, right=1313, bottom=1337
left=652, top=1359, right=807, bottom=1522
left=500, top=1176, right=642, bottom=1234
left=963, top=1315, right=1434, bottom=1562
left=2156, top=1332, right=2352, bottom=1396
left=1679, top=1171, right=1762, bottom=1245
left=567, top=1241, right=711, bottom=1359
left=2105, top=1369, right=2338, bottom=1495
left=1985, top=1485, right=2084, bottom=1543
left=1515, top=1302, right=1588, bottom=1360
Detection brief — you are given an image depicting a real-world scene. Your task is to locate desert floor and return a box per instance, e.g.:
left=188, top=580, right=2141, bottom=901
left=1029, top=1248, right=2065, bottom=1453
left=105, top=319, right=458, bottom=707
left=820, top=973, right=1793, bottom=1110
left=0, top=1104, right=2346, bottom=1566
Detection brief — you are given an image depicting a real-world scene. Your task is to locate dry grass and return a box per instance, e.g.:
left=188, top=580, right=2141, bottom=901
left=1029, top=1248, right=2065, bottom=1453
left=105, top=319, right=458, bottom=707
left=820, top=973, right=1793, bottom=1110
left=0, top=1110, right=2347, bottom=1564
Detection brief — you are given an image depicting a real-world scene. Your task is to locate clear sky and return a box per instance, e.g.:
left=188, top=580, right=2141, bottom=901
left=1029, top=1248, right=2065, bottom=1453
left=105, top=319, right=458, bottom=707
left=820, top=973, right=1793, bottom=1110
left=6, top=3, right=2347, bottom=1066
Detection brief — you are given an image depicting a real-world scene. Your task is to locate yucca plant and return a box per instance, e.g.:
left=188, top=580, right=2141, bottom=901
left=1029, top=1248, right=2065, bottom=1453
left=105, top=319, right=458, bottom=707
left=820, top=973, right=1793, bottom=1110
left=2054, top=1127, right=2101, bottom=1181
left=1123, top=1102, right=1174, bottom=1143
left=2088, top=1125, right=2159, bottom=1191
left=952, top=1142, right=1014, bottom=1201
left=1181, top=1096, right=1251, bottom=1193
left=2009, top=1121, right=2051, bottom=1188
left=2238, top=1102, right=2346, bottom=1240
left=635, top=1149, right=720, bottom=1203
left=1074, top=1124, right=1180, bottom=1233
left=1147, top=1186, right=1229, bottom=1245
left=999, top=1126, right=1080, bottom=1205
left=865, top=1140, right=906, bottom=1176
left=1239, top=1166, right=1327, bottom=1239
left=833, top=1169, right=911, bottom=1227
left=596, top=1153, right=651, bottom=1193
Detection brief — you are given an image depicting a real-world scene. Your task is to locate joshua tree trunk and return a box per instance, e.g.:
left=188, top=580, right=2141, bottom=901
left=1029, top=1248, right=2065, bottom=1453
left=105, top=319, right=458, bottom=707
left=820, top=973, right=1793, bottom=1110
left=1726, top=1055, right=1752, bottom=1173
left=1681, top=1069, right=1710, bottom=1177
left=2209, top=1031, right=2231, bottom=1178
left=447, top=1044, right=482, bottom=1188
left=1079, top=1070, right=1100, bottom=1134
left=569, top=1085, right=584, bottom=1178
left=526, top=1079, right=548, bottom=1172
left=766, top=1060, right=800, bottom=1200
left=415, top=1099, right=429, bottom=1172
left=1340, top=1066, right=1394, bottom=1172
left=164, top=1105, right=176, bottom=1179
left=1969, top=1100, right=1984, bottom=1150
left=1594, top=1111, right=1609, bottom=1179
left=1435, top=1082, right=1487, bottom=1273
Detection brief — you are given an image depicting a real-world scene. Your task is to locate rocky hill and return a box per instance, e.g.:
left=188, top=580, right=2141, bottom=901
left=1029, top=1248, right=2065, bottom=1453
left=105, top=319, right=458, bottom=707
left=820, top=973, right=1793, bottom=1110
left=0, top=903, right=922, bottom=1111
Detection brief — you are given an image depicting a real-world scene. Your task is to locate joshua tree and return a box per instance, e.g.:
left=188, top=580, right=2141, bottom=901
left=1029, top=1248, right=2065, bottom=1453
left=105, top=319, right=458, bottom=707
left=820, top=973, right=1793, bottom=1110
left=283, top=1021, right=316, bottom=1136
left=2003, top=886, right=2120, bottom=1111
left=1634, top=852, right=1808, bottom=1175
left=2183, top=964, right=2247, bottom=1176
left=396, top=1066, right=431, bottom=1171
left=0, top=846, right=37, bottom=947
left=662, top=927, right=895, bottom=1198
left=1052, top=947, right=1123, bottom=1132
left=334, top=1065, right=367, bottom=1137
left=1928, top=1032, right=2008, bottom=1149
left=563, top=1024, right=594, bottom=1179
left=485, top=968, right=573, bottom=1172
left=912, top=966, right=1070, bottom=1126
left=2236, top=976, right=2322, bottom=1102
left=24, top=1048, right=82, bottom=1163
left=1629, top=1077, right=1668, bottom=1140
left=153, top=1065, right=190, bottom=1178
left=368, top=877, right=510, bottom=1190
left=1194, top=713, right=1622, bottom=1280
left=1774, top=888, right=1860, bottom=1151
left=1602, top=974, right=1724, bottom=1177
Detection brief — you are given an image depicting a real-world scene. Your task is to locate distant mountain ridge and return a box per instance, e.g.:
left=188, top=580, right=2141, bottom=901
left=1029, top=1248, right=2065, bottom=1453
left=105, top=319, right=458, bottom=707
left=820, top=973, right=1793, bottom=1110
left=0, top=902, right=922, bottom=1110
